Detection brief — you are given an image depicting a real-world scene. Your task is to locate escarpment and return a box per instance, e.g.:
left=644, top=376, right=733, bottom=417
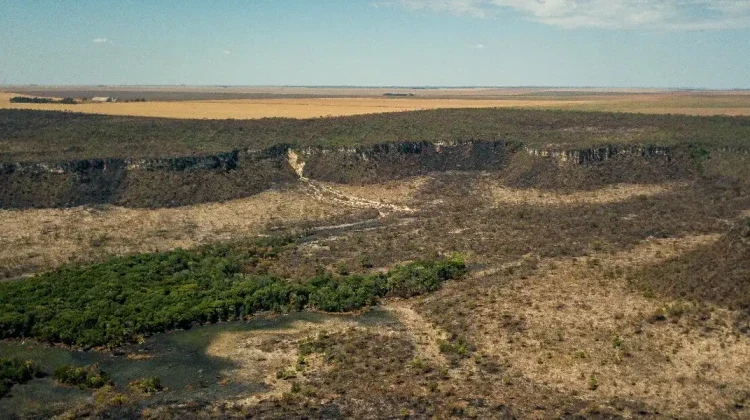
left=0, top=140, right=744, bottom=209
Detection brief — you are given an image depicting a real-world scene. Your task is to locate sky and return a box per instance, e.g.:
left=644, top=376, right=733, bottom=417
left=0, top=0, right=749, bottom=88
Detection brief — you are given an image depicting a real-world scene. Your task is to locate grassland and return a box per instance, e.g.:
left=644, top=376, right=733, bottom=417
left=0, top=186, right=372, bottom=280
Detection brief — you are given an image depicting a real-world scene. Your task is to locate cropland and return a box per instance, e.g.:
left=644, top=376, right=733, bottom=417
left=0, top=91, right=749, bottom=419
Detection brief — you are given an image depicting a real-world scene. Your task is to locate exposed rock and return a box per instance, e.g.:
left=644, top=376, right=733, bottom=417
left=0, top=140, right=738, bottom=209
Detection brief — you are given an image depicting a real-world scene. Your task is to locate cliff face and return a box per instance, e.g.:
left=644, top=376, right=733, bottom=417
left=0, top=146, right=295, bottom=208
left=0, top=140, right=721, bottom=209
left=299, top=141, right=518, bottom=183
left=524, top=145, right=672, bottom=165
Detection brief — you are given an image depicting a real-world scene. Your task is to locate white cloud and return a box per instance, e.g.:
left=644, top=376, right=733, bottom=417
left=222, top=50, right=231, bottom=55
left=390, top=0, right=750, bottom=29
left=92, top=38, right=110, bottom=44
left=470, top=43, right=486, bottom=49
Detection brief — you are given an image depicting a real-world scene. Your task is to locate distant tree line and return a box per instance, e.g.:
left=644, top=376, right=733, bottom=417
left=10, top=96, right=76, bottom=104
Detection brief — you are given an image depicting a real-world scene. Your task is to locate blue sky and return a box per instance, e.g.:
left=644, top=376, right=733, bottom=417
left=1, top=0, right=748, bottom=88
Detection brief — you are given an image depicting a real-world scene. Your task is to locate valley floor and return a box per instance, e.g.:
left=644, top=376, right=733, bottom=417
left=2, top=164, right=749, bottom=418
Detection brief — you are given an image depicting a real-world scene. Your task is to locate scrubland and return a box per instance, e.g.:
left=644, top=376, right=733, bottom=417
left=1, top=106, right=749, bottom=419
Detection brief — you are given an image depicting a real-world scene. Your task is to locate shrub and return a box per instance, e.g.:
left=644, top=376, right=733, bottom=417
left=386, top=256, right=467, bottom=298
left=438, top=339, right=470, bottom=361
left=275, top=368, right=297, bottom=380
left=589, top=375, right=599, bottom=391
left=408, top=357, right=432, bottom=374
left=612, top=335, right=623, bottom=348
left=54, top=364, right=112, bottom=389
left=0, top=358, right=43, bottom=398
left=129, top=376, right=163, bottom=394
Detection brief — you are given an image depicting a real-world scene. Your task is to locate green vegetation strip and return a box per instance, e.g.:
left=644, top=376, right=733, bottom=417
left=0, top=237, right=465, bottom=348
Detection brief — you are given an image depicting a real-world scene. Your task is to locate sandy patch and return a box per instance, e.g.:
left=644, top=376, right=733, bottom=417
left=319, top=177, right=428, bottom=206
left=205, top=316, right=368, bottom=405
left=304, top=180, right=415, bottom=216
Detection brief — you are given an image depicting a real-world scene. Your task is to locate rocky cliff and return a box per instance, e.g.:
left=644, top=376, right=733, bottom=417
left=0, top=140, right=730, bottom=209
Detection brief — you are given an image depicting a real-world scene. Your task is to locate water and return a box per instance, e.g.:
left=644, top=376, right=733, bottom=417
left=0, top=309, right=397, bottom=418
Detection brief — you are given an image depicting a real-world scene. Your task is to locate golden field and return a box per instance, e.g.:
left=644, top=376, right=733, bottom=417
left=0, top=92, right=588, bottom=119
left=3, top=89, right=750, bottom=119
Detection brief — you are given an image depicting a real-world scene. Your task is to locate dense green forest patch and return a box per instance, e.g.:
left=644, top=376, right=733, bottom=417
left=0, top=236, right=465, bottom=348
left=2, top=108, right=748, bottom=162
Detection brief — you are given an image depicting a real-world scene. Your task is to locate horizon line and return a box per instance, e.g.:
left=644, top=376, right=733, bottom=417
left=2, top=84, right=749, bottom=92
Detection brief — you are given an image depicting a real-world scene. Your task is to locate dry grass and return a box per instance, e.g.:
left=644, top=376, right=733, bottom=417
left=0, top=187, right=353, bottom=279
left=0, top=177, right=435, bottom=279
left=427, top=233, right=750, bottom=417
left=486, top=182, right=682, bottom=206
left=384, top=302, right=450, bottom=367
left=4, top=91, right=750, bottom=119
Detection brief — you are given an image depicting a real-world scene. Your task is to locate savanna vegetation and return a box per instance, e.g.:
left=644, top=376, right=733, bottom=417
left=634, top=217, right=750, bottom=319
left=1, top=108, right=748, bottom=163
left=0, top=235, right=465, bottom=348
left=2, top=106, right=750, bottom=418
